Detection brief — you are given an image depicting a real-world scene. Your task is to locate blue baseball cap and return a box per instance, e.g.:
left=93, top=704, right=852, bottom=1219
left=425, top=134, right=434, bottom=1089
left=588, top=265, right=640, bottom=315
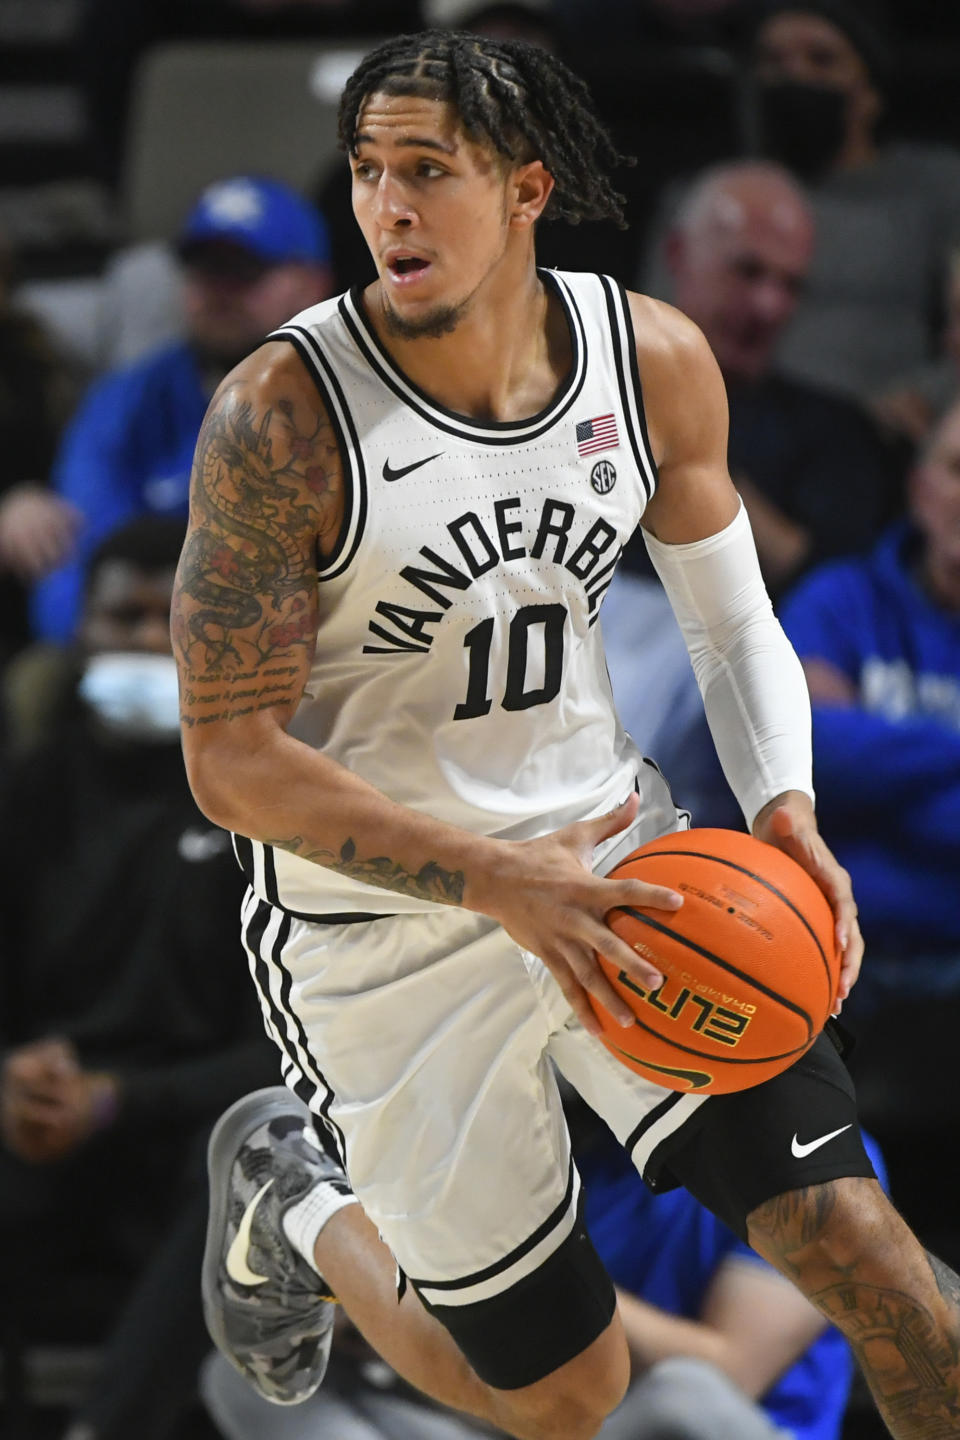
left=178, top=176, right=330, bottom=267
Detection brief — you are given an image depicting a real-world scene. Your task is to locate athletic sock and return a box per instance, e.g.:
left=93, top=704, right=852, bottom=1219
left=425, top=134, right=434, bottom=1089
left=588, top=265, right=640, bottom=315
left=282, top=1181, right=359, bottom=1278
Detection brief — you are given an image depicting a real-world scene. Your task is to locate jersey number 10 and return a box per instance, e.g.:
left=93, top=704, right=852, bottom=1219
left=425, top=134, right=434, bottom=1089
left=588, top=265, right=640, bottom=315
left=454, top=603, right=567, bottom=720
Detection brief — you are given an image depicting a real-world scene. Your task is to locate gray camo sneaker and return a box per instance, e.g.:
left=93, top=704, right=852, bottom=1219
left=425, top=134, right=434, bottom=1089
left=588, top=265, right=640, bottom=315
left=203, top=1086, right=351, bottom=1405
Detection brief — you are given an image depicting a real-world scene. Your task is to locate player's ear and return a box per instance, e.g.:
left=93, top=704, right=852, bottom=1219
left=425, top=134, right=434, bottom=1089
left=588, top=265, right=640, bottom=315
left=508, top=160, right=554, bottom=229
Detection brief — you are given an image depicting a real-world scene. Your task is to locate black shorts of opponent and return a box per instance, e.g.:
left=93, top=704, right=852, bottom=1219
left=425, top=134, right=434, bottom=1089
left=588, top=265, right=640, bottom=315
left=413, top=1025, right=876, bottom=1391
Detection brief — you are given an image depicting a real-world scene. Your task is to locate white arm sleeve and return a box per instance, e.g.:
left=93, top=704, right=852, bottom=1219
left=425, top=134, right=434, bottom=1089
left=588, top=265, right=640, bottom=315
left=642, top=500, right=814, bottom=830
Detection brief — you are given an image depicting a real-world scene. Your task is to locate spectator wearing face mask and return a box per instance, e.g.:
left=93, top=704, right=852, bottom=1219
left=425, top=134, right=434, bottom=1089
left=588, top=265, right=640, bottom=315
left=30, top=174, right=333, bottom=645
left=0, top=515, right=279, bottom=1440
left=747, top=0, right=960, bottom=402
left=549, top=0, right=757, bottom=283
left=640, top=1, right=960, bottom=406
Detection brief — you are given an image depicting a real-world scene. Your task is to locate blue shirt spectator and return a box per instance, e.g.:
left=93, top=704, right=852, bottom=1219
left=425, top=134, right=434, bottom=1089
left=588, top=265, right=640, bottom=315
left=32, top=175, right=332, bottom=641
left=780, top=426, right=960, bottom=961
left=32, top=344, right=207, bottom=640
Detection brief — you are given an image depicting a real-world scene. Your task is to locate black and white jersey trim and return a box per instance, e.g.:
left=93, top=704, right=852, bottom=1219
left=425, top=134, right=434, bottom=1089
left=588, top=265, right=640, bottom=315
left=338, top=270, right=588, bottom=445
left=599, top=275, right=658, bottom=504
left=585, top=545, right=623, bottom=627
left=231, top=835, right=280, bottom=907
left=409, top=1158, right=582, bottom=1308
left=626, top=1091, right=703, bottom=1177
left=241, top=891, right=347, bottom=1164
left=232, top=832, right=254, bottom=879
left=266, top=327, right=367, bottom=582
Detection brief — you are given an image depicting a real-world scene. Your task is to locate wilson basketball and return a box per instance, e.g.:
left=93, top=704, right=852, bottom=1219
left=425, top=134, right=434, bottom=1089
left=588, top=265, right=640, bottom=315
left=590, top=828, right=840, bottom=1095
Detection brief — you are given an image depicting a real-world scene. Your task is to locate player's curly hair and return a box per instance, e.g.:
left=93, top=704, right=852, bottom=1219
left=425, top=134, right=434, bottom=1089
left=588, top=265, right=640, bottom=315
left=338, top=31, right=634, bottom=229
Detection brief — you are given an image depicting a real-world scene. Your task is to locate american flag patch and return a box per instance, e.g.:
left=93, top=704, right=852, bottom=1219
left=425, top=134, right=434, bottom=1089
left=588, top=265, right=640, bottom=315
left=576, top=413, right=618, bottom=457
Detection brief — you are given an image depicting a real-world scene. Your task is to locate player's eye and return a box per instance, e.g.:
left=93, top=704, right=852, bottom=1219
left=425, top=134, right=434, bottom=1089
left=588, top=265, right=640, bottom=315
left=353, top=161, right=377, bottom=181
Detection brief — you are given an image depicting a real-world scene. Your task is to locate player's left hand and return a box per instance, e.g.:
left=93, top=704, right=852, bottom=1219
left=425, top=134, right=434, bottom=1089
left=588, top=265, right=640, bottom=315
left=752, top=791, right=862, bottom=1014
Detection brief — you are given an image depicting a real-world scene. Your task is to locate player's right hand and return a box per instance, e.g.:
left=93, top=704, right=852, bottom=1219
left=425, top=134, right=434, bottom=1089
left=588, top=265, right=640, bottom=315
left=471, top=794, right=684, bottom=1036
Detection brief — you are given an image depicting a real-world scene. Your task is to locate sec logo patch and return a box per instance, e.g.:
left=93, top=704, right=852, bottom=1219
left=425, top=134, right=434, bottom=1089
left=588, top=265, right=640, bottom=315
left=590, top=459, right=617, bottom=494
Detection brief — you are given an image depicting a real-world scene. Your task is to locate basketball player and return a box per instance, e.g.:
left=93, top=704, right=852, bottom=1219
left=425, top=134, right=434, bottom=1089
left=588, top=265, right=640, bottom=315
left=171, top=32, right=960, bottom=1440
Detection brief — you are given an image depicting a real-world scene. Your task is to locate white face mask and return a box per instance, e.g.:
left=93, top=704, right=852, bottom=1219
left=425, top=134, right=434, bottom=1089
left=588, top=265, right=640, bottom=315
left=79, top=652, right=182, bottom=743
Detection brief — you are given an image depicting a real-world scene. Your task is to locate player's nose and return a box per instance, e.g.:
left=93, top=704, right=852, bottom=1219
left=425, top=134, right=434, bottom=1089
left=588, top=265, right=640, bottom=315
left=373, top=173, right=417, bottom=229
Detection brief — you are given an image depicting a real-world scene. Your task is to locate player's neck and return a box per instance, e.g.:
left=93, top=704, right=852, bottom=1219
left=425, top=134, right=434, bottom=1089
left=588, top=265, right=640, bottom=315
left=364, top=258, right=571, bottom=425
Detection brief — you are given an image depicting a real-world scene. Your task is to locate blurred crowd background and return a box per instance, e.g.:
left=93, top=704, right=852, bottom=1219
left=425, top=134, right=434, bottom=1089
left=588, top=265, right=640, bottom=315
left=1, top=1, right=959, bottom=1438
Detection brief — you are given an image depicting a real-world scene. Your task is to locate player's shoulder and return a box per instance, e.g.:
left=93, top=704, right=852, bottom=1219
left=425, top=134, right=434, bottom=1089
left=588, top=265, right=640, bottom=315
left=208, top=286, right=346, bottom=409
left=273, top=289, right=345, bottom=338
left=621, top=289, right=717, bottom=379
left=207, top=336, right=334, bottom=437
left=614, top=290, right=727, bottom=464
left=554, top=269, right=706, bottom=368
left=190, top=336, right=346, bottom=530
left=212, top=289, right=348, bottom=420
left=190, top=335, right=346, bottom=535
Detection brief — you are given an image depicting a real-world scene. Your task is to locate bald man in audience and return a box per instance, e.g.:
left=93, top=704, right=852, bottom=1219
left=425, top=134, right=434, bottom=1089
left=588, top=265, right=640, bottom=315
left=664, top=160, right=899, bottom=595
left=605, top=161, right=902, bottom=826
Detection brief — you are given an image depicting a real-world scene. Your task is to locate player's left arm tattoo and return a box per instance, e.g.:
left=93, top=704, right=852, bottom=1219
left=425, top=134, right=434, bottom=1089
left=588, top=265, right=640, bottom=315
left=265, top=835, right=466, bottom=904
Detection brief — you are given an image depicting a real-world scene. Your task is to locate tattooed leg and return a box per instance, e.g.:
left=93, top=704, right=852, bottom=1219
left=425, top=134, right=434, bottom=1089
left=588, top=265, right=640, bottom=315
left=748, top=1177, right=960, bottom=1438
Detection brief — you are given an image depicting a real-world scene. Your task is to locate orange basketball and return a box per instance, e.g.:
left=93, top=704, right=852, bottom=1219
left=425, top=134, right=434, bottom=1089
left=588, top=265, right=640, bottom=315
left=590, top=828, right=840, bottom=1095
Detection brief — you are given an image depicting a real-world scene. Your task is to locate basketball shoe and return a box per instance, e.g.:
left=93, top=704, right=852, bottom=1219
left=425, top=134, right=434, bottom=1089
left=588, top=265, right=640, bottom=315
left=203, top=1086, right=355, bottom=1405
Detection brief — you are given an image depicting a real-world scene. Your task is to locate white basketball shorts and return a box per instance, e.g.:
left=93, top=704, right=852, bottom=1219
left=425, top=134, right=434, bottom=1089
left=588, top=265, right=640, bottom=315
left=238, top=794, right=708, bottom=1376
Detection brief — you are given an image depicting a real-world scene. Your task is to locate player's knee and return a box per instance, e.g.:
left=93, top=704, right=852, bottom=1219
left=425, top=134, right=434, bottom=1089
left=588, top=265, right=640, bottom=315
left=496, top=1332, right=630, bottom=1440
left=749, top=1174, right=895, bottom=1277
left=504, top=1387, right=623, bottom=1440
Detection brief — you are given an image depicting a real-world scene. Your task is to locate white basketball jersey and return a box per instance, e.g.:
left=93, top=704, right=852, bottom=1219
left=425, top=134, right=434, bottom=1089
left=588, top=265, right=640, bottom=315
left=236, top=270, right=676, bottom=917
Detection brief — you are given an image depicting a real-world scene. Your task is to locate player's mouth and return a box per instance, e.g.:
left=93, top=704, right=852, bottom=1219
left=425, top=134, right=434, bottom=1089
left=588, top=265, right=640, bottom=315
left=384, top=251, right=433, bottom=288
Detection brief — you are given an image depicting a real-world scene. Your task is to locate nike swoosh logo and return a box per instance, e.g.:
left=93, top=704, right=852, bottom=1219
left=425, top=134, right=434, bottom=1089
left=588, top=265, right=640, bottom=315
left=382, top=452, right=444, bottom=482
left=225, top=1178, right=274, bottom=1287
left=791, top=1124, right=852, bottom=1158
